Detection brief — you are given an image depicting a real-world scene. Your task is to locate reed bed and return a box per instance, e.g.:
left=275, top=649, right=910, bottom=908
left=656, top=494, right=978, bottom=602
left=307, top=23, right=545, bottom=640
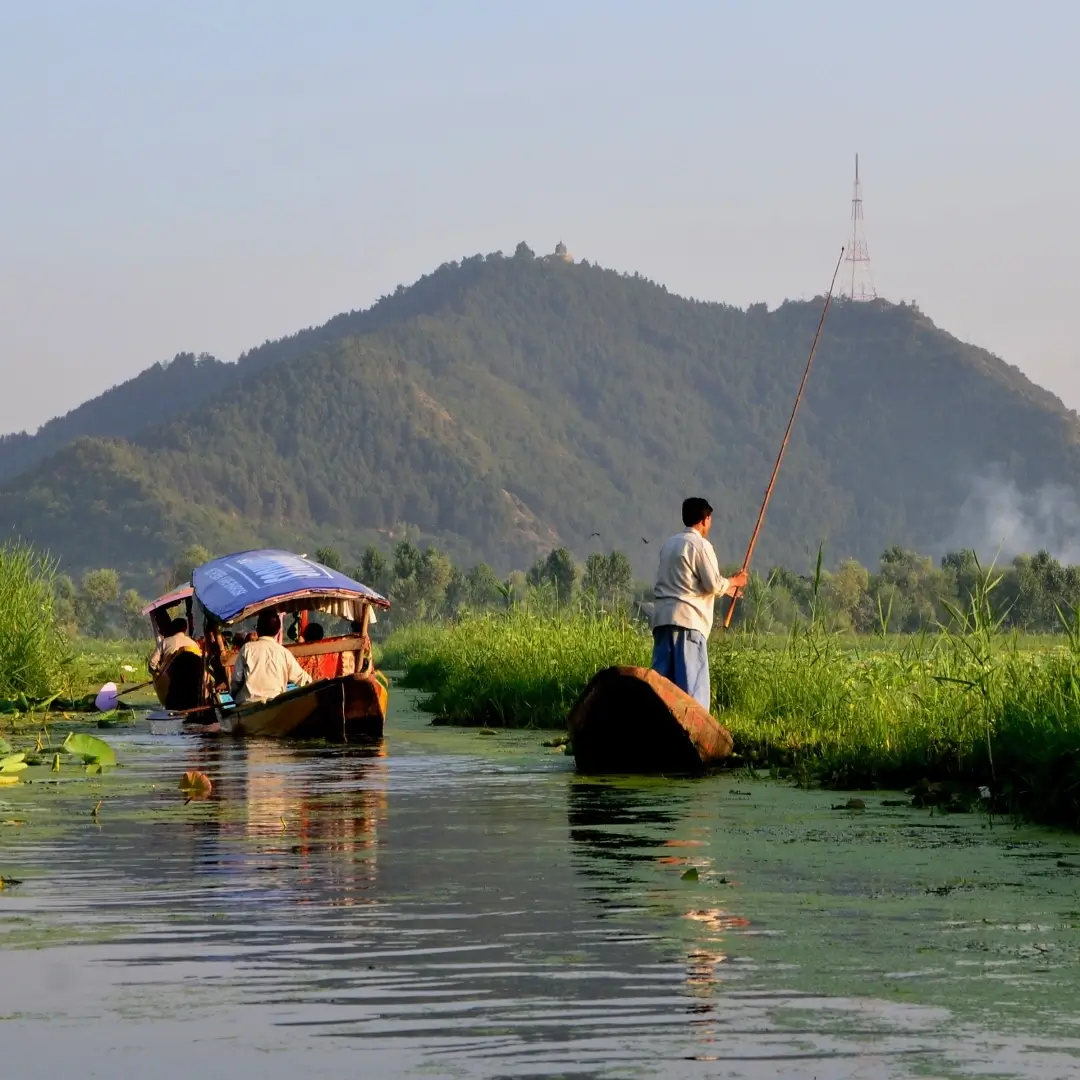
left=0, top=539, right=72, bottom=700
left=382, top=601, right=1080, bottom=826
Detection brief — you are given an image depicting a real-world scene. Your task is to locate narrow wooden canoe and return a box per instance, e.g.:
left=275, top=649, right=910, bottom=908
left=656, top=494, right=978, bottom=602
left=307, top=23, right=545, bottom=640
left=218, top=671, right=388, bottom=742
left=568, top=666, right=733, bottom=774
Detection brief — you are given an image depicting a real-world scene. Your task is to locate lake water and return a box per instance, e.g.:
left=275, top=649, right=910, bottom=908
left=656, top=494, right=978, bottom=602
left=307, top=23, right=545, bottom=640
left=3, top=688, right=1080, bottom=1079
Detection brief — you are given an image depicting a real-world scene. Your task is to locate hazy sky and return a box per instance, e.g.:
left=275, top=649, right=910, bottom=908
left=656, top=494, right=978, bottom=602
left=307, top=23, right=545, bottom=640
left=1, top=1, right=1077, bottom=434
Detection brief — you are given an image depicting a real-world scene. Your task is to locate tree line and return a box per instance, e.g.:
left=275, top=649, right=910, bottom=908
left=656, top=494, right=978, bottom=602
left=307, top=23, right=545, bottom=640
left=59, top=540, right=1080, bottom=640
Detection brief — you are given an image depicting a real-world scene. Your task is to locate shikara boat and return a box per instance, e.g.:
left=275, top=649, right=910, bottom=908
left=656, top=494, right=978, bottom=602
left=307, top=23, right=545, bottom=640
left=142, top=585, right=205, bottom=711
left=174, top=549, right=391, bottom=741
left=567, top=666, right=733, bottom=774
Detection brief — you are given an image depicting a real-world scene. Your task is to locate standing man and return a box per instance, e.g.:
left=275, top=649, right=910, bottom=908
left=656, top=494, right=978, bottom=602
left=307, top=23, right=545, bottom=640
left=650, top=497, right=748, bottom=712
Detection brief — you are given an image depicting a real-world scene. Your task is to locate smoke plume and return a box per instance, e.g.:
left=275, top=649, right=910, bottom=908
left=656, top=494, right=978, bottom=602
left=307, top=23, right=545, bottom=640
left=948, top=470, right=1080, bottom=564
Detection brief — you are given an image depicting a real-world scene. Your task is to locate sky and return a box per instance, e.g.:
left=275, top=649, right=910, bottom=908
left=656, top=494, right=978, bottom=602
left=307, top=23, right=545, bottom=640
left=1, top=1, right=1077, bottom=434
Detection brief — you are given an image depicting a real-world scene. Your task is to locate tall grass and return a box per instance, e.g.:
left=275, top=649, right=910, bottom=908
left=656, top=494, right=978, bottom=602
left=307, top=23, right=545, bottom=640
left=0, top=539, right=72, bottom=700
left=382, top=588, right=1080, bottom=825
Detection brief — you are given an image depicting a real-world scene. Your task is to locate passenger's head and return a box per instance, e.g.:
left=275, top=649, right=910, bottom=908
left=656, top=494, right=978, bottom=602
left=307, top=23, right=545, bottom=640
left=169, top=616, right=188, bottom=636
left=682, top=497, right=713, bottom=535
left=301, top=622, right=324, bottom=643
left=256, top=610, right=282, bottom=639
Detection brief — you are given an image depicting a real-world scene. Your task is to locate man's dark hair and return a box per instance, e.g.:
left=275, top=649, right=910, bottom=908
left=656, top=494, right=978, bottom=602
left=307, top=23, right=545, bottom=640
left=256, top=610, right=282, bottom=638
left=301, top=622, right=324, bottom=643
left=682, top=497, right=713, bottom=528
left=169, top=616, right=188, bottom=636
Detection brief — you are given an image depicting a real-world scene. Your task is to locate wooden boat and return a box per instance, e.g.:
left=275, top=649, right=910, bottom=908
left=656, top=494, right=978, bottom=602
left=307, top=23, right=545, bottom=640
left=219, top=669, right=389, bottom=740
left=142, top=586, right=206, bottom=711
left=184, top=549, right=392, bottom=742
left=568, top=666, right=733, bottom=774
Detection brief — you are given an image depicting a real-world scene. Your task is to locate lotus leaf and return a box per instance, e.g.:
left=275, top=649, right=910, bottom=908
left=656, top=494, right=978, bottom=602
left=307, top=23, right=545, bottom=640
left=62, top=732, right=116, bottom=767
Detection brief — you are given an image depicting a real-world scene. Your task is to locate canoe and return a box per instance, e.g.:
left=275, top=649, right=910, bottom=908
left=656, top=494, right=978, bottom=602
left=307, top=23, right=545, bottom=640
left=217, top=670, right=388, bottom=742
left=568, top=666, right=733, bottom=774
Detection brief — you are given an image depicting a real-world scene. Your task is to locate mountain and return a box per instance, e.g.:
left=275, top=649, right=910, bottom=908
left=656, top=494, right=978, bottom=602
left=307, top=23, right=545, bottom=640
left=2, top=242, right=1079, bottom=587
left=0, top=352, right=238, bottom=484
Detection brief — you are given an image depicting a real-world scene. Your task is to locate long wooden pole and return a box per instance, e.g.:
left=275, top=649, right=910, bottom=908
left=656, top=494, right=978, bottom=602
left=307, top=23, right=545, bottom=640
left=723, top=247, right=845, bottom=628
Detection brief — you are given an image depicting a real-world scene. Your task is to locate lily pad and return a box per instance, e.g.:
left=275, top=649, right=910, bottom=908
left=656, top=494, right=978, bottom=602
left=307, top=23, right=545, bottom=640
left=179, top=770, right=213, bottom=797
left=62, top=732, right=116, bottom=767
left=0, top=775, right=21, bottom=786
left=0, top=737, right=11, bottom=754
left=681, top=867, right=700, bottom=882
left=0, top=753, right=27, bottom=774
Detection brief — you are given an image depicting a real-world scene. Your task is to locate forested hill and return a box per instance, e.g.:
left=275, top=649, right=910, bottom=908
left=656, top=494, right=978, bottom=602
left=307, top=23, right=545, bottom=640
left=0, top=352, right=237, bottom=483
left=2, top=242, right=1078, bottom=585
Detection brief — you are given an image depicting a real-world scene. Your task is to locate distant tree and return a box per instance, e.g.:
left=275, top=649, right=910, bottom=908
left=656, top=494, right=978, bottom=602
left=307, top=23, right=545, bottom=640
left=77, top=568, right=120, bottom=637
left=356, top=546, right=390, bottom=594
left=527, top=547, right=577, bottom=607
left=314, top=546, right=342, bottom=571
left=416, top=547, right=453, bottom=607
left=466, top=562, right=504, bottom=608
left=825, top=559, right=871, bottom=631
left=54, top=573, right=78, bottom=635
left=120, top=588, right=148, bottom=639
left=393, top=541, right=423, bottom=585
left=583, top=550, right=633, bottom=609
left=442, top=566, right=468, bottom=616
left=166, top=544, right=211, bottom=589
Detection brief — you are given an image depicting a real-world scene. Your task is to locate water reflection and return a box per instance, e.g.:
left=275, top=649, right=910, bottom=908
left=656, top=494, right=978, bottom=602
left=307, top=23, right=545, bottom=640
left=175, top=740, right=389, bottom=906
left=5, top=714, right=1080, bottom=1078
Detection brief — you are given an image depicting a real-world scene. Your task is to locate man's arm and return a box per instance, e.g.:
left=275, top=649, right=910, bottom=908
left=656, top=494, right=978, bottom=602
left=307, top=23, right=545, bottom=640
left=695, top=543, right=748, bottom=597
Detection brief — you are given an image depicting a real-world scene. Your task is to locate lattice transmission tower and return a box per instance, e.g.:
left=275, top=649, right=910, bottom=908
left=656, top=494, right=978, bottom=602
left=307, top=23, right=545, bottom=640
left=842, top=153, right=877, bottom=301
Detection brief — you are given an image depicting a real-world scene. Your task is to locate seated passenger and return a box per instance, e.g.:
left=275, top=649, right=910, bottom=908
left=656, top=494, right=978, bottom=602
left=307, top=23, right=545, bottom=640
left=230, top=611, right=312, bottom=705
left=150, top=616, right=200, bottom=672
left=301, top=622, right=324, bottom=643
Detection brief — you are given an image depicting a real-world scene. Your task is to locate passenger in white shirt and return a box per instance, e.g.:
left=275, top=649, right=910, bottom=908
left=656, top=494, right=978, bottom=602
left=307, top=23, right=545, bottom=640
left=230, top=610, right=312, bottom=706
left=650, top=498, right=747, bottom=711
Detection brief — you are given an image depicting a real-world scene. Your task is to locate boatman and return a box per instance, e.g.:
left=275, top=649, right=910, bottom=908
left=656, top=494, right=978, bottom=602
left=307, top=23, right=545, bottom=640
left=650, top=497, right=748, bottom=712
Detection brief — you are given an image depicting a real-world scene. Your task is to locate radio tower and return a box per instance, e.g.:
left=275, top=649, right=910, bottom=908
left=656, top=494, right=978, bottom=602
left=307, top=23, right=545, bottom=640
left=843, top=154, right=877, bottom=301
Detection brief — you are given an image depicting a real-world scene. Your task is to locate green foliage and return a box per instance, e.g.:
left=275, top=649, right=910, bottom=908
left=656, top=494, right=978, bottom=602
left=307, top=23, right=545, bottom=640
left=526, top=548, right=577, bottom=607
left=0, top=539, right=72, bottom=698
left=314, top=546, right=342, bottom=571
left=4, top=250, right=1080, bottom=581
left=356, top=546, right=390, bottom=595
left=165, top=544, right=211, bottom=589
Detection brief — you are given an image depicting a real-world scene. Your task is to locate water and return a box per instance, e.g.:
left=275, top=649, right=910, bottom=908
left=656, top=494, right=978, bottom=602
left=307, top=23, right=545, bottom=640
left=3, top=690, right=1080, bottom=1078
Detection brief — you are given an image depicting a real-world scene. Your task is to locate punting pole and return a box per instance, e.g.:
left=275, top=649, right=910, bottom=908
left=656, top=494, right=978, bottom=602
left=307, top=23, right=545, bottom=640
left=723, top=247, right=846, bottom=629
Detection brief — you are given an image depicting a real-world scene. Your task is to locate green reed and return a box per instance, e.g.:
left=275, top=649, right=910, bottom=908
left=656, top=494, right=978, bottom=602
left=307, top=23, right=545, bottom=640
left=383, top=586, right=1080, bottom=825
left=0, top=539, right=72, bottom=700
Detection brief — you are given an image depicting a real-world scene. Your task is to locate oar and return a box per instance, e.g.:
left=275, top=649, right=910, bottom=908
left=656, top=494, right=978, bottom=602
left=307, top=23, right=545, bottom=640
left=723, top=247, right=845, bottom=628
left=116, top=679, right=153, bottom=697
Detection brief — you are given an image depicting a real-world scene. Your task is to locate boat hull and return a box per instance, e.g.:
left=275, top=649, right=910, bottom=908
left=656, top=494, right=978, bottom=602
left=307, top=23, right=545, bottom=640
left=219, top=672, right=388, bottom=741
left=568, top=665, right=733, bottom=774
left=150, top=648, right=204, bottom=711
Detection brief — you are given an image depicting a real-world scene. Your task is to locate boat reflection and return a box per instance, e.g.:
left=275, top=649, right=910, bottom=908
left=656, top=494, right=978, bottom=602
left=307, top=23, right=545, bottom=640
left=176, top=739, right=389, bottom=906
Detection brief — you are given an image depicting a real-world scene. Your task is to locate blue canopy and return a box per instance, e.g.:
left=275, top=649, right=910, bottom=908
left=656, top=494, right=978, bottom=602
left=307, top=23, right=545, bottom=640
left=192, top=549, right=389, bottom=624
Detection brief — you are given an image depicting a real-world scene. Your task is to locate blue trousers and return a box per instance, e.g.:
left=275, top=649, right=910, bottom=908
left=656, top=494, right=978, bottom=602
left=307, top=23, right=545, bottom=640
left=651, top=625, right=711, bottom=711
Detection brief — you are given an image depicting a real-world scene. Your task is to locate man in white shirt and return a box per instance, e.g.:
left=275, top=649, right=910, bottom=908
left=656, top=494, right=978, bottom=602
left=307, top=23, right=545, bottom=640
left=230, top=610, right=313, bottom=706
left=651, top=497, right=748, bottom=711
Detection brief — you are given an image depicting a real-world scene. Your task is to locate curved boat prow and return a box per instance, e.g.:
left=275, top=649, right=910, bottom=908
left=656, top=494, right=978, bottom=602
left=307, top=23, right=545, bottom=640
left=568, top=666, right=733, bottom=775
